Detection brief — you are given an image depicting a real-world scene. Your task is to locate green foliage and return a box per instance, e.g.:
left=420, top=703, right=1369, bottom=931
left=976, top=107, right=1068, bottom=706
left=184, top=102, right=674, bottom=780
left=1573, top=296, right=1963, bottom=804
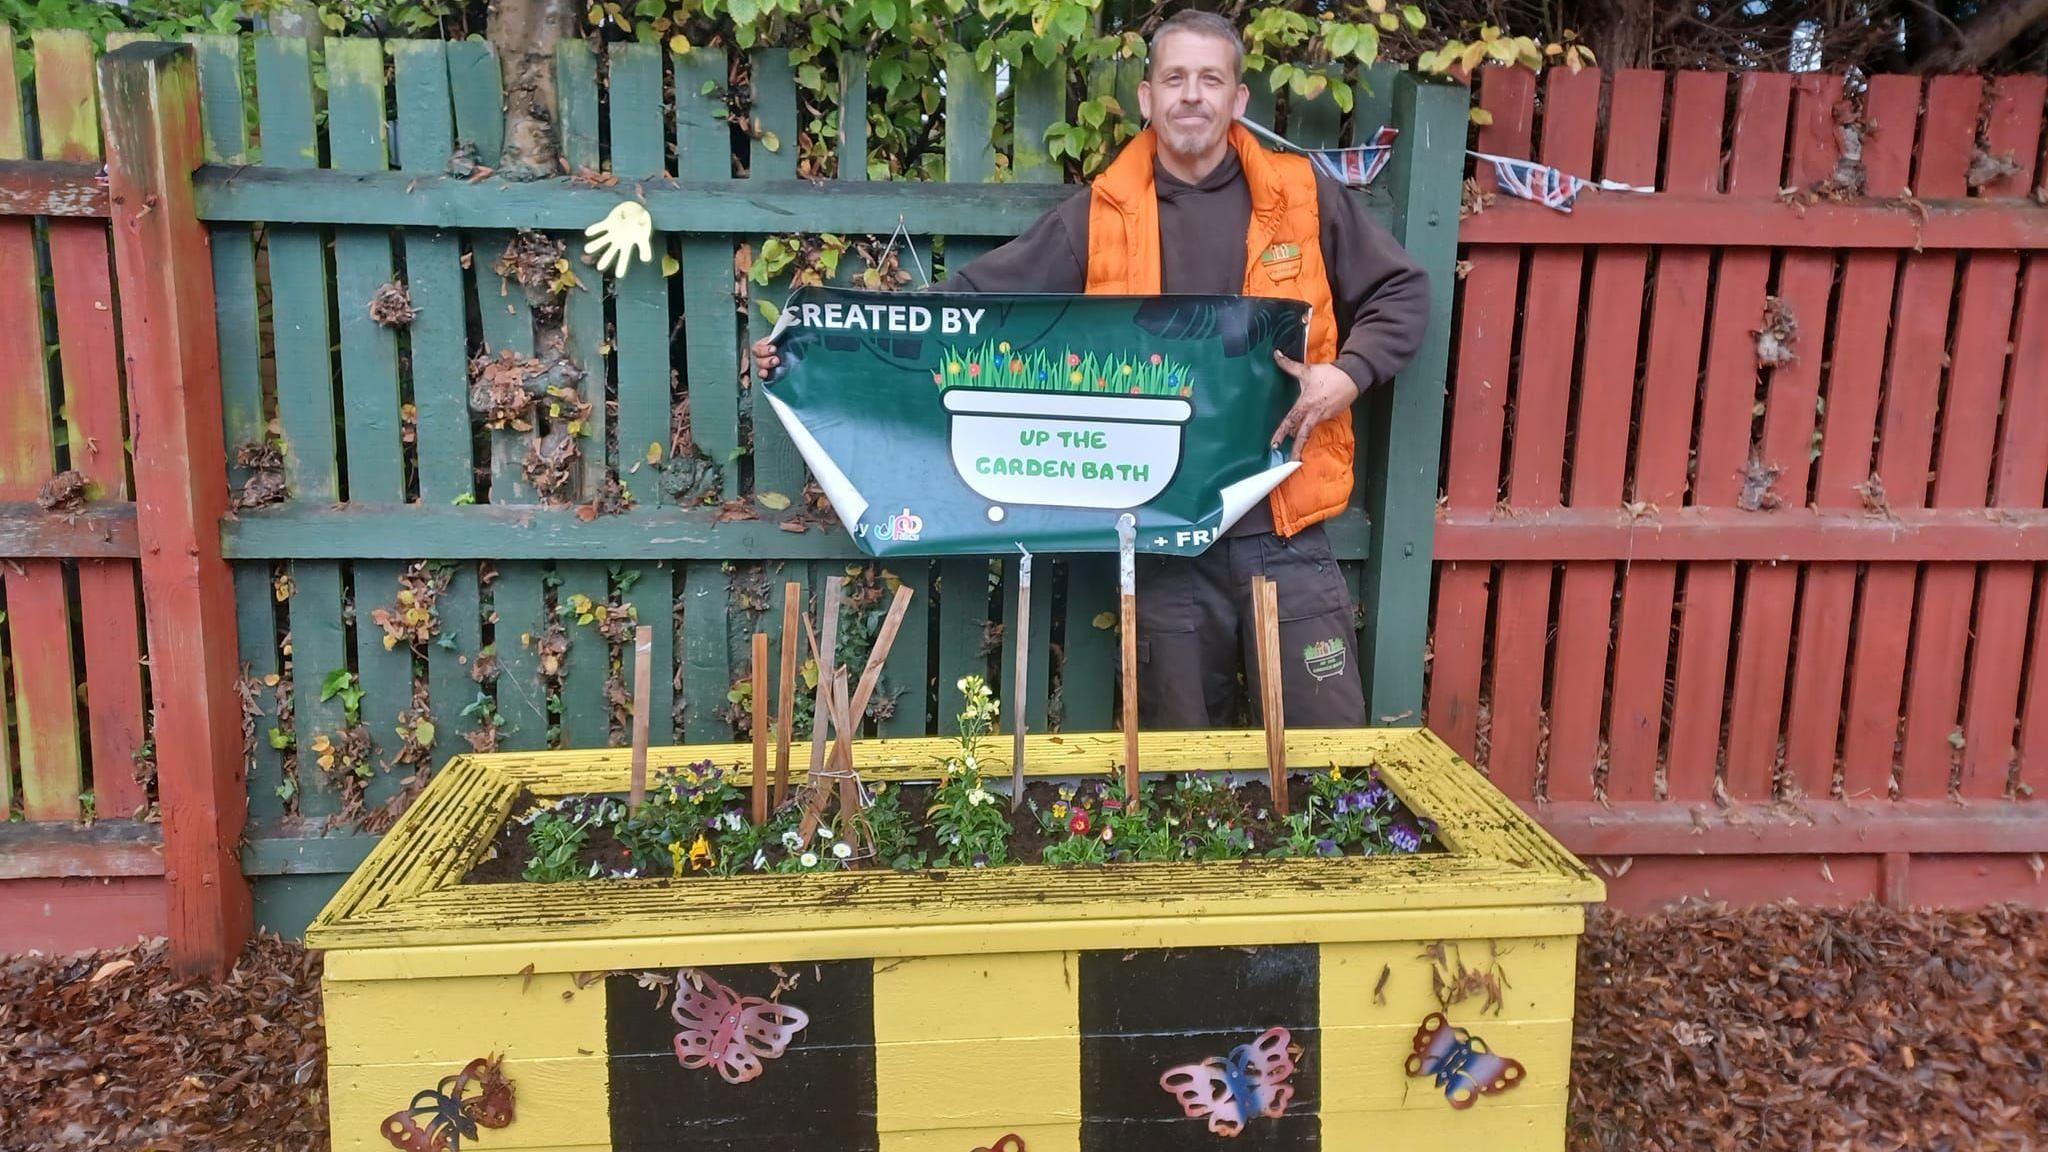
left=319, top=667, right=364, bottom=724
left=933, top=341, right=1191, bottom=398
left=519, top=795, right=623, bottom=882
left=925, top=674, right=1012, bottom=867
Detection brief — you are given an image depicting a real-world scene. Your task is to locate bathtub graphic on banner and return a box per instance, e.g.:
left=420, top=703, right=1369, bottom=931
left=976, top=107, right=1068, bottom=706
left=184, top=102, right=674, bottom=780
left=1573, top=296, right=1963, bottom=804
left=760, top=287, right=1312, bottom=557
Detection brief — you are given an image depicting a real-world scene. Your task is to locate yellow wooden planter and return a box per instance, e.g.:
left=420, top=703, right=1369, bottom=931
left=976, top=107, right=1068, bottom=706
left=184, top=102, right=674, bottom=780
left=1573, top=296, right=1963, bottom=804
left=311, top=727, right=1601, bottom=1152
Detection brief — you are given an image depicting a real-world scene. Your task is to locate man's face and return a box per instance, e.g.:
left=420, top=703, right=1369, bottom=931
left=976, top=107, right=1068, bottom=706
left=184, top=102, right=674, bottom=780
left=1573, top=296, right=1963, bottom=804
left=1138, top=30, right=1249, bottom=160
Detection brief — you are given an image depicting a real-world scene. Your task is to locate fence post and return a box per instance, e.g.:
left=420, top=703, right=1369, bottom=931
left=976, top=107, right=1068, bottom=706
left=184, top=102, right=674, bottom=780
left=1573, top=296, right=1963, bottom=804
left=98, top=42, right=250, bottom=975
left=1360, top=73, right=1469, bottom=725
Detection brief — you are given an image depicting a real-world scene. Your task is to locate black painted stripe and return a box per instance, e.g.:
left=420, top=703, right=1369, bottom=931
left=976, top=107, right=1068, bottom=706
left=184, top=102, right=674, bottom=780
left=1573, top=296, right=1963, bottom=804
left=606, top=962, right=878, bottom=1152
left=1080, top=946, right=1321, bottom=1152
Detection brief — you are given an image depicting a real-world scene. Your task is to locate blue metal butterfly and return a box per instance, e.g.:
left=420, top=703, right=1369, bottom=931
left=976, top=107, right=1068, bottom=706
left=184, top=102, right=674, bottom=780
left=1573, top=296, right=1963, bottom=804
left=1405, top=1013, right=1524, bottom=1109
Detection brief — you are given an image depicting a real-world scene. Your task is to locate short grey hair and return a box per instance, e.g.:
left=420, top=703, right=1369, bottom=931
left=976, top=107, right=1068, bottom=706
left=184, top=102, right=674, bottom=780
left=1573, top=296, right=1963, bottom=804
left=1147, top=10, right=1245, bottom=80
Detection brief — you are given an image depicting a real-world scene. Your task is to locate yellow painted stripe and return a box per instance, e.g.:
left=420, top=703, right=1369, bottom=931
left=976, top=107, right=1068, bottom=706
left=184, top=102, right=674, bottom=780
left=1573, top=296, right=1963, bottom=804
left=874, top=953, right=1080, bottom=1140
left=1320, top=935, right=1582, bottom=1026
left=323, top=905, right=1587, bottom=982
left=1320, top=1100, right=1569, bottom=1151
left=327, top=1055, right=609, bottom=1152
left=322, top=971, right=608, bottom=1064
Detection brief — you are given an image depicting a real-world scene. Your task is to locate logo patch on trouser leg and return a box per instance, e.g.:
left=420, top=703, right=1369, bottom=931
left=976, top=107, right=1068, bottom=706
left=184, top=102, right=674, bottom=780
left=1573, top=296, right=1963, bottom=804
left=1301, top=637, right=1347, bottom=682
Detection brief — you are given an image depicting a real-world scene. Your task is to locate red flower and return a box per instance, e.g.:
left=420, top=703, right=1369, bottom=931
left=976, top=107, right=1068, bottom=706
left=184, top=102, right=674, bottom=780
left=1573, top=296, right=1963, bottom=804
left=1067, top=353, right=1081, bottom=367
left=968, top=362, right=982, bottom=378
left=1068, top=811, right=1091, bottom=836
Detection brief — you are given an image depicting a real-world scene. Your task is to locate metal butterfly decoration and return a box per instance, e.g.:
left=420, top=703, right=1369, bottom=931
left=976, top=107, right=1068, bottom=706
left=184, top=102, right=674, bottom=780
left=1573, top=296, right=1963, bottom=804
left=379, top=1054, right=516, bottom=1152
left=672, top=967, right=811, bottom=1084
left=1158, top=1026, right=1298, bottom=1137
left=1405, top=1012, right=1525, bottom=1108
left=972, top=1136, right=1026, bottom=1152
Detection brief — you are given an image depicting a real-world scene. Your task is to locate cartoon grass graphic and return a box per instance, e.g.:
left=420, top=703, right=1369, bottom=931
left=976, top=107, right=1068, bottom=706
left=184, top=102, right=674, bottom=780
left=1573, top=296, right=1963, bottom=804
left=932, top=340, right=1194, bottom=398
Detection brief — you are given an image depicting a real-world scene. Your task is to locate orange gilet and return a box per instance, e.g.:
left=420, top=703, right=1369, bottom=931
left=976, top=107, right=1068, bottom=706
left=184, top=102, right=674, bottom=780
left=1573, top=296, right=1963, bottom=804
left=1084, top=122, right=1349, bottom=537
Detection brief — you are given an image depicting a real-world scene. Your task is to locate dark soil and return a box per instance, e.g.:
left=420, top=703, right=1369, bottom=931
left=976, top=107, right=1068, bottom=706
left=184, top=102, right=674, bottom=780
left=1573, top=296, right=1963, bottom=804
left=7, top=904, right=2045, bottom=1151
left=466, top=771, right=1415, bottom=885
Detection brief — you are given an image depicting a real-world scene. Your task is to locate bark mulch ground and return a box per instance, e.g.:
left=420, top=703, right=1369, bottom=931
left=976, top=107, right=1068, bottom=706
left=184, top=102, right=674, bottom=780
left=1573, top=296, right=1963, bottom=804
left=1, top=904, right=2042, bottom=1151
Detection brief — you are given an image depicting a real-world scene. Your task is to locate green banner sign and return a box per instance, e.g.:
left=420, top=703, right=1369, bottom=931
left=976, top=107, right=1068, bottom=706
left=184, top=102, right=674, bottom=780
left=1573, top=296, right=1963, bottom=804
left=762, top=287, right=1310, bottom=557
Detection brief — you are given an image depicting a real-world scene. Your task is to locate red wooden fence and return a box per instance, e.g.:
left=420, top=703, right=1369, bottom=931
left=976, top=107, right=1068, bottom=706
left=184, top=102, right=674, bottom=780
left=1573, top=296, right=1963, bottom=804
left=0, top=31, right=169, bottom=950
left=1435, top=67, right=2048, bottom=908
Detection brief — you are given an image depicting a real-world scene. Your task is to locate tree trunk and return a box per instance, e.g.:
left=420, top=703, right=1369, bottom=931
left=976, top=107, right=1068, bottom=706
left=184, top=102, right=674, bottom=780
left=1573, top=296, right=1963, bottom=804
left=1917, top=0, right=2048, bottom=70
left=488, top=0, right=579, bottom=179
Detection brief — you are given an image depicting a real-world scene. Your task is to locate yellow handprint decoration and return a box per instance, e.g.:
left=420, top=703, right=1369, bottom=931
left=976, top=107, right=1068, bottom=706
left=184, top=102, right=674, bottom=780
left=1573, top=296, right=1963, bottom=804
left=583, top=201, right=654, bottom=277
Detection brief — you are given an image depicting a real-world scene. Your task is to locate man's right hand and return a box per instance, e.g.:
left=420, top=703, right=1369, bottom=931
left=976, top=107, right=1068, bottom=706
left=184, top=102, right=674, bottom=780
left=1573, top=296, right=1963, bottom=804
left=750, top=338, right=781, bottom=379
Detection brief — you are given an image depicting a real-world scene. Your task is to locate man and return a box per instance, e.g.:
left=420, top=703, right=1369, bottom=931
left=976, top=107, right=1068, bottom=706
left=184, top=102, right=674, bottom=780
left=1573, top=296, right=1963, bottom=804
left=755, top=10, right=1429, bottom=728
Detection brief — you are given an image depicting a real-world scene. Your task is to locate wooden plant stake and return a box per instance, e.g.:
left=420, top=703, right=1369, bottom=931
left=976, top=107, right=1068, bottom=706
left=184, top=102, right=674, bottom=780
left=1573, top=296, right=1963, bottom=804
left=1117, top=513, right=1140, bottom=803
left=1011, top=550, right=1032, bottom=810
left=825, top=585, right=915, bottom=773
left=751, top=631, right=770, bottom=826
left=807, top=577, right=843, bottom=780
left=1253, top=577, right=1289, bottom=816
left=628, top=625, right=653, bottom=814
left=775, top=581, right=801, bottom=807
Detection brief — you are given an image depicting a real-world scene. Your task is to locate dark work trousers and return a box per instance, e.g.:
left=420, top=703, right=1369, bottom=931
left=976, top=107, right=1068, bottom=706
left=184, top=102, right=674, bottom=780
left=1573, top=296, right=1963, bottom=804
left=1124, top=523, right=1368, bottom=729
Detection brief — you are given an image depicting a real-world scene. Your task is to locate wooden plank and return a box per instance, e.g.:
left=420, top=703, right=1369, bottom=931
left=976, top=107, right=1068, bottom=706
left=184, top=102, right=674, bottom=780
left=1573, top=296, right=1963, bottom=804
left=1722, top=75, right=1844, bottom=802
left=675, top=49, right=739, bottom=500
left=1359, top=71, right=1465, bottom=724
left=392, top=40, right=481, bottom=772
left=552, top=41, right=614, bottom=751
left=1488, top=66, right=1597, bottom=801
left=1059, top=557, right=1116, bottom=733
left=1424, top=66, right=1531, bottom=764
left=0, top=158, right=109, bottom=216
left=681, top=561, right=732, bottom=743
left=99, top=40, right=252, bottom=973
left=0, top=27, right=83, bottom=821
left=1841, top=75, right=1980, bottom=801
left=0, top=505, right=138, bottom=558
left=1665, top=73, right=1793, bottom=805
left=1010, top=59, right=1061, bottom=185
left=393, top=40, right=475, bottom=505
left=192, top=35, right=284, bottom=824
left=1604, top=70, right=1725, bottom=803
left=1544, top=70, right=1661, bottom=803
left=1782, top=75, right=1921, bottom=798
left=877, top=563, right=931, bottom=737
left=1456, top=194, right=2048, bottom=249
left=254, top=36, right=353, bottom=819
left=328, top=38, right=414, bottom=805
left=1942, top=77, right=2047, bottom=800
left=491, top=564, right=550, bottom=751
left=747, top=49, right=806, bottom=499
left=1967, top=254, right=2048, bottom=798
left=37, top=30, right=148, bottom=821
left=1436, top=508, right=2048, bottom=562
left=192, top=167, right=1081, bottom=234
left=607, top=43, right=672, bottom=506
left=999, top=555, right=1053, bottom=734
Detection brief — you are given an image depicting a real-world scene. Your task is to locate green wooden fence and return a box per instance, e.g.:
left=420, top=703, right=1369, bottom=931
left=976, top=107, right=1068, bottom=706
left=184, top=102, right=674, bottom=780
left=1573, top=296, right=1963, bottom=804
left=154, top=34, right=1465, bottom=931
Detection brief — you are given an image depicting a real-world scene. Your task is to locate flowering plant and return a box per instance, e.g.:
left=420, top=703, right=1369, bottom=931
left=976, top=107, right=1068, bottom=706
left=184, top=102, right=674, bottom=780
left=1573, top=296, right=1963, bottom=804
left=926, top=675, right=1012, bottom=867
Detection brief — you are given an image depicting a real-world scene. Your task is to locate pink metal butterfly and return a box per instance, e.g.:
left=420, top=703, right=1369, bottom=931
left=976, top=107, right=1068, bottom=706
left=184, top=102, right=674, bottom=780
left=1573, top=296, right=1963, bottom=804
left=1158, top=1026, right=1297, bottom=1137
left=1405, top=1012, right=1524, bottom=1108
left=671, top=967, right=811, bottom=1084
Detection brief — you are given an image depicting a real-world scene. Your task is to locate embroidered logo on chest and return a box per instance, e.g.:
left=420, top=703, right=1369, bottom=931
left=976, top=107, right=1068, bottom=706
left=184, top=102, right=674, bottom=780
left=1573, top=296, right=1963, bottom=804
left=1258, top=242, right=1303, bottom=282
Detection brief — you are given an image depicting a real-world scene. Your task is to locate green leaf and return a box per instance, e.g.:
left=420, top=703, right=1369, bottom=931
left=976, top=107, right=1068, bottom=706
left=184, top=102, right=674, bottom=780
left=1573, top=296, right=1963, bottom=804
left=759, top=129, right=781, bottom=153
left=413, top=719, right=437, bottom=746
left=758, top=299, right=782, bottom=324
left=871, top=0, right=897, bottom=30
left=1402, top=4, right=1427, bottom=30
left=1333, top=82, right=1354, bottom=114
left=1354, top=24, right=1381, bottom=62
left=661, top=254, right=680, bottom=277
left=758, top=491, right=793, bottom=511
left=1092, top=612, right=1115, bottom=630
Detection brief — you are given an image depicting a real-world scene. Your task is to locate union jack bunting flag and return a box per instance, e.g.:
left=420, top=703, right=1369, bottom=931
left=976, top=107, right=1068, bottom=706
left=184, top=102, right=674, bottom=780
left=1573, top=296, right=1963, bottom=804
left=1306, top=125, right=1400, bottom=188
left=1477, top=152, right=1588, bottom=212
left=1237, top=118, right=1401, bottom=189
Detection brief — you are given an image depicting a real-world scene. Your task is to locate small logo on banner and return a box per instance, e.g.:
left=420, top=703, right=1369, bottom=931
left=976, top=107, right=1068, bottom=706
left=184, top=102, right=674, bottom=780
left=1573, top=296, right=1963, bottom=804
left=1302, top=637, right=1347, bottom=682
left=866, top=506, right=924, bottom=542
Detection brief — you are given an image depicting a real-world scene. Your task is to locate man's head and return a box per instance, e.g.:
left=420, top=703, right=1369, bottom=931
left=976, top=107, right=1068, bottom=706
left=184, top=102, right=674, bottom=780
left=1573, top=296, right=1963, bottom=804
left=1139, top=11, right=1249, bottom=165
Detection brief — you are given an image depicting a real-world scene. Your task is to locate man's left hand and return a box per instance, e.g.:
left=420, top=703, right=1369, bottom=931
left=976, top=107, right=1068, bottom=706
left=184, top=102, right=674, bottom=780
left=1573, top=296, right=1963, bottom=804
left=1270, top=350, right=1362, bottom=460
